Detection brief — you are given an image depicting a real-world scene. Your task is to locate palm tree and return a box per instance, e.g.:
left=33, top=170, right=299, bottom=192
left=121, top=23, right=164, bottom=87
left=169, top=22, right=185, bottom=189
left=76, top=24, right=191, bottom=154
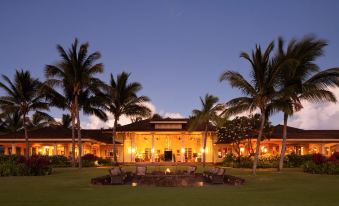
left=61, top=114, right=72, bottom=128
left=0, top=70, right=49, bottom=158
left=272, top=36, right=339, bottom=171
left=189, top=94, right=224, bottom=167
left=220, top=42, right=283, bottom=175
left=0, top=110, right=23, bottom=134
left=45, top=38, right=105, bottom=168
left=104, top=72, right=151, bottom=164
left=27, top=112, right=55, bottom=129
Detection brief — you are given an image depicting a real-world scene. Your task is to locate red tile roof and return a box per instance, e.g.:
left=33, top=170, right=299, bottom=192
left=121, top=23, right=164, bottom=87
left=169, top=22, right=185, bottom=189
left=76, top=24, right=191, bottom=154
left=114, top=118, right=216, bottom=132
left=0, top=126, right=119, bottom=144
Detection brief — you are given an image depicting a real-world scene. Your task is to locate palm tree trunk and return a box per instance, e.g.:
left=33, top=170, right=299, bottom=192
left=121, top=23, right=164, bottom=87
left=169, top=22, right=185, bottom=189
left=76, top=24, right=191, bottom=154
left=278, top=112, right=288, bottom=172
left=112, top=118, right=118, bottom=165
left=75, top=95, right=82, bottom=169
left=23, top=113, right=29, bottom=159
left=71, top=109, right=76, bottom=168
left=252, top=111, right=266, bottom=176
left=202, top=124, right=208, bottom=168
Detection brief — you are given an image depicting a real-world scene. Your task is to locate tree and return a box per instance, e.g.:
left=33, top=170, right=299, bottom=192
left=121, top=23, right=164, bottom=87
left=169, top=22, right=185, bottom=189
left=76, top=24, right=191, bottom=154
left=0, top=70, right=49, bottom=158
left=104, top=72, right=151, bottom=164
left=27, top=112, right=55, bottom=129
left=61, top=114, right=72, bottom=128
left=272, top=36, right=339, bottom=171
left=0, top=110, right=23, bottom=134
left=45, top=38, right=105, bottom=168
left=220, top=41, right=283, bottom=175
left=217, top=114, right=273, bottom=157
left=189, top=94, right=224, bottom=167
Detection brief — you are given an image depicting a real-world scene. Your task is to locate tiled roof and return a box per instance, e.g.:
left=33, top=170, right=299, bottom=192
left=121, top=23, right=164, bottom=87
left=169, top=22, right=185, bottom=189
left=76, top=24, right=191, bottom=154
left=114, top=118, right=217, bottom=132
left=271, top=125, right=339, bottom=140
left=0, top=126, right=118, bottom=144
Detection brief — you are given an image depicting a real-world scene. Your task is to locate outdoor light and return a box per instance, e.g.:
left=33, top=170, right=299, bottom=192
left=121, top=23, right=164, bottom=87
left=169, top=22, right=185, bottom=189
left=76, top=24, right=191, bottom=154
left=165, top=168, right=171, bottom=174
left=151, top=148, right=155, bottom=153
left=181, top=148, right=185, bottom=153
left=131, top=148, right=135, bottom=153
left=131, top=182, right=138, bottom=187
left=201, top=148, right=205, bottom=153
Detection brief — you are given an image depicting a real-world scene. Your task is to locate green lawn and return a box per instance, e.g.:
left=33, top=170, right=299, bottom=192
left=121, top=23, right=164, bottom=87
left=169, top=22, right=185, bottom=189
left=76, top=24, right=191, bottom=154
left=0, top=167, right=338, bottom=206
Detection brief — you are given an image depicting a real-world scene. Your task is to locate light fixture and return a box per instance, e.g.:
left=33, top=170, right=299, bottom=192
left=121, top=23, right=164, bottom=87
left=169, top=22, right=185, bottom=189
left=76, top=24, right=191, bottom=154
left=151, top=148, right=155, bottom=153
left=181, top=148, right=185, bottom=153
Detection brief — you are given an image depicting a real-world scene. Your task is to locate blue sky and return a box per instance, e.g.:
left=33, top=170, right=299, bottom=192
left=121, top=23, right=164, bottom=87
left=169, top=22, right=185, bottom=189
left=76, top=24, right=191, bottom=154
left=1, top=0, right=339, bottom=128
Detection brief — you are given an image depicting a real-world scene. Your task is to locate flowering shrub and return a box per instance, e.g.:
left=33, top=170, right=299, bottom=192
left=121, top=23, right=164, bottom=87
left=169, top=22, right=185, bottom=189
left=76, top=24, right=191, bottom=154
left=0, top=155, right=52, bottom=176
left=303, top=153, right=339, bottom=175
left=328, top=152, right=339, bottom=164
left=312, top=153, right=327, bottom=164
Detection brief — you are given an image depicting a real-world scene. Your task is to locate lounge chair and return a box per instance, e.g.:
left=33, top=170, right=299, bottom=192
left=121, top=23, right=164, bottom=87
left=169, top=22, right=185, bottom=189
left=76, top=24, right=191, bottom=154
left=135, top=166, right=147, bottom=177
left=186, top=165, right=197, bottom=175
left=207, top=167, right=225, bottom=184
left=203, top=167, right=218, bottom=178
left=108, top=167, right=127, bottom=184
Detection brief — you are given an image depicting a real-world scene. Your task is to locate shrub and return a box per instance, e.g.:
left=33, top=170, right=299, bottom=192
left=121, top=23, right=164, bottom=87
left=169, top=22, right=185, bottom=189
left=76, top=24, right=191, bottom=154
left=49, top=155, right=70, bottom=167
left=0, top=155, right=52, bottom=176
left=97, top=157, right=112, bottom=166
left=303, top=161, right=339, bottom=175
left=81, top=154, right=98, bottom=167
left=328, top=152, right=339, bottom=164
left=312, top=153, right=327, bottom=165
left=284, top=154, right=313, bottom=168
left=26, top=156, right=52, bottom=176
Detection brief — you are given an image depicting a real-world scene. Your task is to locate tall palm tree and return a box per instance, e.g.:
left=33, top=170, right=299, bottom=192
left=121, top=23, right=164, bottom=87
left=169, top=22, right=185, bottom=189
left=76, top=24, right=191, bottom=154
left=0, top=110, right=23, bottom=134
left=27, top=111, right=55, bottom=129
left=61, top=114, right=72, bottom=128
left=272, top=36, right=339, bottom=171
left=45, top=38, right=105, bottom=168
left=43, top=84, right=107, bottom=167
left=189, top=94, right=224, bottom=167
left=104, top=72, right=151, bottom=164
left=220, top=42, right=283, bottom=175
left=0, top=70, right=49, bottom=158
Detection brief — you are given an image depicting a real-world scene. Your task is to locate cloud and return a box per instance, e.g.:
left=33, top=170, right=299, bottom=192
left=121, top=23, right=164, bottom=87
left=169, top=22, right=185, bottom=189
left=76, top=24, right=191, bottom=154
left=288, top=87, right=339, bottom=129
left=81, top=102, right=184, bottom=129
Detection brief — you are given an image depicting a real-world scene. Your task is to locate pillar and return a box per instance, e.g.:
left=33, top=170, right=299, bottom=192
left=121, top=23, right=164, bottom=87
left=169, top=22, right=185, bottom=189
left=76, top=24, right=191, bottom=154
left=53, top=144, right=57, bottom=156
left=181, top=134, right=185, bottom=162
left=336, top=144, right=339, bottom=152
left=151, top=133, right=155, bottom=162
left=131, top=134, right=135, bottom=162
left=321, top=144, right=325, bottom=155
left=11, top=144, right=15, bottom=155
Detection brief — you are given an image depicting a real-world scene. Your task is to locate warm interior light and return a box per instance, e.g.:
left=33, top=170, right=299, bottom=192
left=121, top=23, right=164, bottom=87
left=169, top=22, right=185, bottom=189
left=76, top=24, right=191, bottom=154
left=151, top=148, right=155, bottom=153
left=181, top=148, right=185, bottom=153
left=200, top=148, right=205, bottom=153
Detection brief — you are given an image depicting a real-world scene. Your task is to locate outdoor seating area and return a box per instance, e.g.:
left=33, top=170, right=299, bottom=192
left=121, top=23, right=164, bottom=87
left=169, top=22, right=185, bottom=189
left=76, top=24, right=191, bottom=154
left=91, top=165, right=244, bottom=187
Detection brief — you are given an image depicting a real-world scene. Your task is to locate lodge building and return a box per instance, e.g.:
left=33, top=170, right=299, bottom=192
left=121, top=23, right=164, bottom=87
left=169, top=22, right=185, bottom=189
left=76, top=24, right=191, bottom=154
left=0, top=118, right=338, bottom=163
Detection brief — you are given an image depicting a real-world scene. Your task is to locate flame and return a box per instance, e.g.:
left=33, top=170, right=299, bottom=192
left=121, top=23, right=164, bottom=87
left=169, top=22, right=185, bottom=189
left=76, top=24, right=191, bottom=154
left=165, top=168, right=171, bottom=174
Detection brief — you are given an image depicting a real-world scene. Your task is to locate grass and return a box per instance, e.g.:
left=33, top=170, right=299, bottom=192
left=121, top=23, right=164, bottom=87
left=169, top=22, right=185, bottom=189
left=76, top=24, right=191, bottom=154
left=0, top=167, right=338, bottom=206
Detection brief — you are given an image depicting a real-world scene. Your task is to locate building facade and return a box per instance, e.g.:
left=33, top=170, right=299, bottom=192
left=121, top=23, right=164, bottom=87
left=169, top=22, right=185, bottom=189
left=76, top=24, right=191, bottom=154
left=1, top=118, right=339, bottom=163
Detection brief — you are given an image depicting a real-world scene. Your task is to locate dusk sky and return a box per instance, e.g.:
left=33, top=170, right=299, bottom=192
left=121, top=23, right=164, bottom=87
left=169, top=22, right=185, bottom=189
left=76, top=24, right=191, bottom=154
left=1, top=0, right=339, bottom=129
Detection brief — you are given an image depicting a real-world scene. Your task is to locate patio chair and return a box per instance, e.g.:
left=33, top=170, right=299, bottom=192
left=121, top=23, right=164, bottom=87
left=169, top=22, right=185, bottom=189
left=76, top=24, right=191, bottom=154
left=203, top=167, right=218, bottom=178
left=186, top=165, right=197, bottom=175
left=108, top=167, right=127, bottom=185
left=135, top=166, right=147, bottom=177
left=208, top=167, right=225, bottom=184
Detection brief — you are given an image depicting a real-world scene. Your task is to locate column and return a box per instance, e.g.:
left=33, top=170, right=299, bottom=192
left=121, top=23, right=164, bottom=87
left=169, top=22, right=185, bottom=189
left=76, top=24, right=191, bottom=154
left=131, top=134, right=135, bottom=162
left=336, top=144, right=339, bottom=152
left=181, top=134, right=185, bottom=162
left=11, top=144, right=16, bottom=155
left=53, top=144, right=57, bottom=156
left=151, top=133, right=155, bottom=162
left=321, top=144, right=325, bottom=155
